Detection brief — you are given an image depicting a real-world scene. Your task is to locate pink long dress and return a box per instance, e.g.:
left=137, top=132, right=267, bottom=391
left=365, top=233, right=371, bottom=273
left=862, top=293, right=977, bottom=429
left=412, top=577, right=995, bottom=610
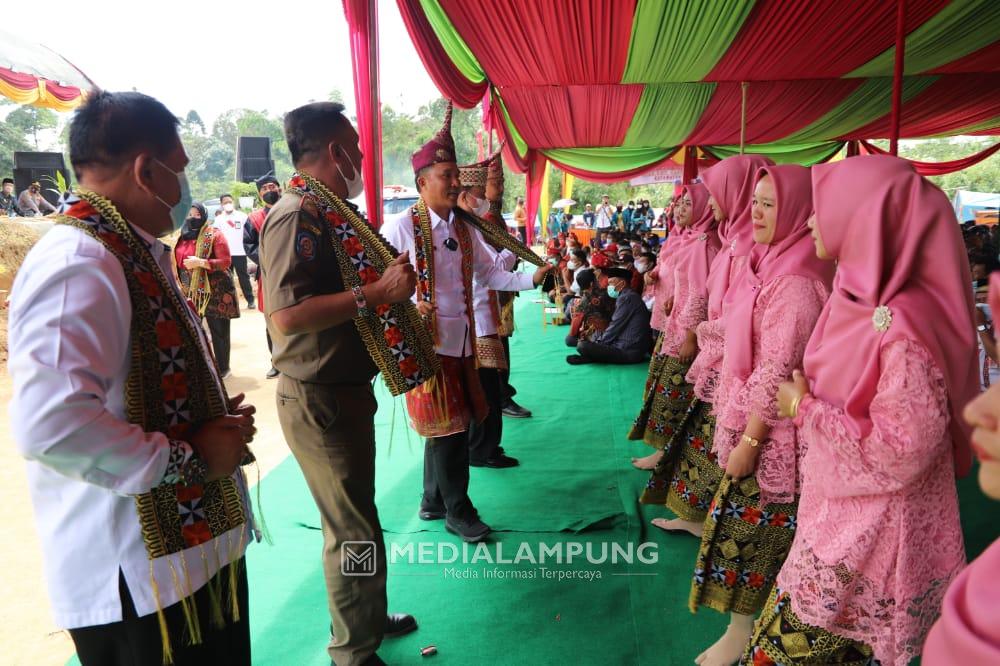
left=778, top=339, right=966, bottom=666
left=711, top=275, right=829, bottom=506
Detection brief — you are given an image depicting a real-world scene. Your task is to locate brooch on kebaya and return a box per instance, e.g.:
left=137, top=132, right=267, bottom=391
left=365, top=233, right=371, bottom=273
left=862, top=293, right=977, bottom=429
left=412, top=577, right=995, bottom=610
left=872, top=305, right=893, bottom=332
left=698, top=233, right=707, bottom=241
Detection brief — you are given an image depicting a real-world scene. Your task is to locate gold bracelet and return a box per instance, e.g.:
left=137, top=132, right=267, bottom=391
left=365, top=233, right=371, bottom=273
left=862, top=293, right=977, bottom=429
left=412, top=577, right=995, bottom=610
left=790, top=394, right=806, bottom=419
left=741, top=434, right=761, bottom=448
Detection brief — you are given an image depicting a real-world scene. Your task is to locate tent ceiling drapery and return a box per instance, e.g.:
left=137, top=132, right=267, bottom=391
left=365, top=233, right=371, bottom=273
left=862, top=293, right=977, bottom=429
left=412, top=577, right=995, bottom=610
left=397, top=0, right=1000, bottom=175
left=0, top=29, right=94, bottom=111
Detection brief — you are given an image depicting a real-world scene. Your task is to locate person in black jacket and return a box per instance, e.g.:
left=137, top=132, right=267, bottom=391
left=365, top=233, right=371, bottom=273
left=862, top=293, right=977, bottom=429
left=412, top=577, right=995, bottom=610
left=567, top=267, right=651, bottom=365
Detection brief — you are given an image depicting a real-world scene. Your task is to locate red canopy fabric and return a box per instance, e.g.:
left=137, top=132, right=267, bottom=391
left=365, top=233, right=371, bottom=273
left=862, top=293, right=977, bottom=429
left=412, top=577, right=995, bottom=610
left=343, top=0, right=384, bottom=225
left=395, top=0, right=1000, bottom=186
left=706, top=0, right=949, bottom=82
left=396, top=0, right=487, bottom=108
left=685, top=79, right=864, bottom=145
left=500, top=84, right=643, bottom=149
left=858, top=139, right=1000, bottom=175
left=846, top=73, right=1000, bottom=139
left=437, top=0, right=636, bottom=86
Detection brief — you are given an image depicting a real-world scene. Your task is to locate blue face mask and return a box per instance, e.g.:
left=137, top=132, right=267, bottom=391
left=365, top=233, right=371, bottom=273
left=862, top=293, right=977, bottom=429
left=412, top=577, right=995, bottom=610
left=607, top=285, right=620, bottom=299
left=153, top=158, right=192, bottom=233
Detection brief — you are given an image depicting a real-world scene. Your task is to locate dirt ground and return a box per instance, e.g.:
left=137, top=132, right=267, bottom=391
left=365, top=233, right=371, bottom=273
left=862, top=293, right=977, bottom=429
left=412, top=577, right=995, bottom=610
left=1, top=303, right=289, bottom=666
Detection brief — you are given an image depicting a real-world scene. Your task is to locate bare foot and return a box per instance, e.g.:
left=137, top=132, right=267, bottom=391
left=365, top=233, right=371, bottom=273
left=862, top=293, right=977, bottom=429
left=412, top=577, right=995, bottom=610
left=651, top=517, right=703, bottom=537
left=631, top=449, right=663, bottom=470
left=695, top=613, right=754, bottom=666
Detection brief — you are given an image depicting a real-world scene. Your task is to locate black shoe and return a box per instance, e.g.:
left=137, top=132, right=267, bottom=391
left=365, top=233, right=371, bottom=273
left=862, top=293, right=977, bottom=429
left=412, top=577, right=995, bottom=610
left=566, top=354, right=593, bottom=365
left=445, top=513, right=491, bottom=542
left=265, top=366, right=279, bottom=379
left=470, top=453, right=519, bottom=469
left=418, top=504, right=446, bottom=521
left=501, top=399, right=532, bottom=418
left=385, top=613, right=418, bottom=638
left=338, top=655, right=385, bottom=666
left=247, top=301, right=256, bottom=310
left=330, top=613, right=418, bottom=642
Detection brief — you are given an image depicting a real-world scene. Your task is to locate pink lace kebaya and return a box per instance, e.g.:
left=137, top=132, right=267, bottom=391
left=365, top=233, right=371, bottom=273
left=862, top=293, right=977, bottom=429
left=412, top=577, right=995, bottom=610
left=779, top=156, right=976, bottom=666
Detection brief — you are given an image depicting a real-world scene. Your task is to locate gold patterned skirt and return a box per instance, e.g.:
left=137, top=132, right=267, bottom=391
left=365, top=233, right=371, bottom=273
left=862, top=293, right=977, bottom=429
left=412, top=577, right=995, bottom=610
left=628, top=339, right=695, bottom=450
left=690, top=475, right=797, bottom=616
left=741, top=588, right=877, bottom=666
left=639, top=401, right=722, bottom=525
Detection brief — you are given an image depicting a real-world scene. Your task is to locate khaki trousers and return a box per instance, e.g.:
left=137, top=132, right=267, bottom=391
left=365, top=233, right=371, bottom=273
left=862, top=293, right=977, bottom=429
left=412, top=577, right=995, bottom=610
left=276, top=376, right=387, bottom=666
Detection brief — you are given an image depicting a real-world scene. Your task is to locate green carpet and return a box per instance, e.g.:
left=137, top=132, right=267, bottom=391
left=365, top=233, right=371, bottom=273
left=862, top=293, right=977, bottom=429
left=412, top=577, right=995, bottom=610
left=69, top=296, right=1000, bottom=665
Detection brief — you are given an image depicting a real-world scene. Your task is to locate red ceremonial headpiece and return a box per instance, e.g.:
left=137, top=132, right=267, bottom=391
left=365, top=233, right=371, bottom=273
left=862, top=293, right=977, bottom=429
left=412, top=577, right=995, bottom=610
left=412, top=101, right=457, bottom=174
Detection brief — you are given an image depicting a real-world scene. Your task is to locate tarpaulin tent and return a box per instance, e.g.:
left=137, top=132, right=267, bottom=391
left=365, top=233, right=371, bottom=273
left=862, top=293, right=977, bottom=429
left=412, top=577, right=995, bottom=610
left=0, top=29, right=94, bottom=111
left=954, top=189, right=1000, bottom=222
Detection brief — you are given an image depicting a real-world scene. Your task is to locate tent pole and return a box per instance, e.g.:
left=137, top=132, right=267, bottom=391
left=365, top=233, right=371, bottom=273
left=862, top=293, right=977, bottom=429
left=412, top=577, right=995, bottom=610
left=367, top=0, right=383, bottom=215
left=739, top=82, right=749, bottom=155
left=889, top=0, right=907, bottom=156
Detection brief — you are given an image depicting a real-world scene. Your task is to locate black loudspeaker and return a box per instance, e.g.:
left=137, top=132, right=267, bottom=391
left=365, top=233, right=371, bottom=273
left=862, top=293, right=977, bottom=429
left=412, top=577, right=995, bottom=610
left=236, top=137, right=275, bottom=183
left=13, top=152, right=70, bottom=208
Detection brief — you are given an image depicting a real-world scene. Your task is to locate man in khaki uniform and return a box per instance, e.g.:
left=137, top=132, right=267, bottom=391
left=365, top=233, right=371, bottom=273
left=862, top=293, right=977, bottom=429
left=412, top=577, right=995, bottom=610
left=259, top=102, right=420, bottom=666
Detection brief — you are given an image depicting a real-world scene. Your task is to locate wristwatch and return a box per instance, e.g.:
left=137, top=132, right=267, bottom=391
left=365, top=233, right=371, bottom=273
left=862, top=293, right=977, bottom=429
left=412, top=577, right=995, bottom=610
left=179, top=454, right=210, bottom=487
left=352, top=285, right=370, bottom=317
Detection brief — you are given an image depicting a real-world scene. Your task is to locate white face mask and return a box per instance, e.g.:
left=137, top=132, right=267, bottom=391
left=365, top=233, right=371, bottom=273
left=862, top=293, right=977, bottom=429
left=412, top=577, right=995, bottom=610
left=635, top=261, right=649, bottom=274
left=223, top=202, right=235, bottom=213
left=468, top=194, right=490, bottom=217
left=337, top=148, right=364, bottom=199
left=567, top=260, right=580, bottom=270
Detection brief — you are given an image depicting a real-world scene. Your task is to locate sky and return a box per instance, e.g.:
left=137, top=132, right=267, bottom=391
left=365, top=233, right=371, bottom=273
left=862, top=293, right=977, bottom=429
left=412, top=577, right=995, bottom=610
left=25, top=0, right=441, bottom=126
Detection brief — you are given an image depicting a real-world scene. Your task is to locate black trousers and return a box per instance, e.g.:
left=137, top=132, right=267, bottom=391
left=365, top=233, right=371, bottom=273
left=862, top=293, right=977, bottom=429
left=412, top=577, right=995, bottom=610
left=69, top=560, right=250, bottom=666
left=423, top=432, right=473, bottom=520
left=468, top=367, right=504, bottom=463
left=206, top=316, right=231, bottom=374
left=498, top=336, right=516, bottom=401
left=577, top=340, right=646, bottom=364
left=230, top=255, right=254, bottom=304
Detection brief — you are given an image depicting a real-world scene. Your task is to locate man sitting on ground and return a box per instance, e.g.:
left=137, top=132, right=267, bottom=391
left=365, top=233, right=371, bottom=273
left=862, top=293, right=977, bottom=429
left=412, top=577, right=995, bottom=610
left=566, top=267, right=650, bottom=365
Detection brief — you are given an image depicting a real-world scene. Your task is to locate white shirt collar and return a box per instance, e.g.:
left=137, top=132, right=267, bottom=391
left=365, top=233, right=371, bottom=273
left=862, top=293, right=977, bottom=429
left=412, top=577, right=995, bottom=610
left=426, top=205, right=454, bottom=229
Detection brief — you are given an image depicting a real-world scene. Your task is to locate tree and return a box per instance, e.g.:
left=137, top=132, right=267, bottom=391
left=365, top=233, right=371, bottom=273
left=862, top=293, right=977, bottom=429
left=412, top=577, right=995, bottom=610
left=183, top=110, right=206, bottom=136
left=5, top=106, right=58, bottom=150
left=0, top=100, right=31, bottom=176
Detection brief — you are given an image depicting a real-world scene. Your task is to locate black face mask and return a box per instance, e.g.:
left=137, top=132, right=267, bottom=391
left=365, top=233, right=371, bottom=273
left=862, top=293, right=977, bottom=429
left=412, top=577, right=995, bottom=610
left=180, top=216, right=205, bottom=240
left=261, top=191, right=280, bottom=206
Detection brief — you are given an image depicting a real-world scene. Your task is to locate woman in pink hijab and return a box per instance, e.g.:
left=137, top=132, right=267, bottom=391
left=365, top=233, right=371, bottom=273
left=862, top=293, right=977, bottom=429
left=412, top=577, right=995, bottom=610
left=688, top=165, right=833, bottom=666
left=922, top=274, right=1000, bottom=665
left=748, top=156, right=976, bottom=666
left=687, top=155, right=774, bottom=449
left=630, top=184, right=721, bottom=528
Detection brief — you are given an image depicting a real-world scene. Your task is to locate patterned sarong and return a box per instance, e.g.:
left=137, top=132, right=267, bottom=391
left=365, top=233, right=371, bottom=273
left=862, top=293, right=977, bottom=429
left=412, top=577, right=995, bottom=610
left=742, top=589, right=878, bottom=666
left=690, top=475, right=797, bottom=616
left=628, top=338, right=695, bottom=450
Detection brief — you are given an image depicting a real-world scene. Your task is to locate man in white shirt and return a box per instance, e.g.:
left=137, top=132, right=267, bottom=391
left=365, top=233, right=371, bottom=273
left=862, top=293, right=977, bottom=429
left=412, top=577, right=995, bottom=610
left=457, top=155, right=519, bottom=470
left=9, top=90, right=256, bottom=666
left=595, top=193, right=614, bottom=230
left=381, top=103, right=551, bottom=543
left=214, top=193, right=255, bottom=308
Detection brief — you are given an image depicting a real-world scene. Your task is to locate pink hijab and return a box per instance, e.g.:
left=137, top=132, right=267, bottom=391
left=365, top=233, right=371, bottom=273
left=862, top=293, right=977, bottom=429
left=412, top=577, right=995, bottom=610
left=702, top=155, right=775, bottom=319
left=723, top=165, right=835, bottom=380
left=671, top=183, right=721, bottom=290
left=802, top=155, right=977, bottom=476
